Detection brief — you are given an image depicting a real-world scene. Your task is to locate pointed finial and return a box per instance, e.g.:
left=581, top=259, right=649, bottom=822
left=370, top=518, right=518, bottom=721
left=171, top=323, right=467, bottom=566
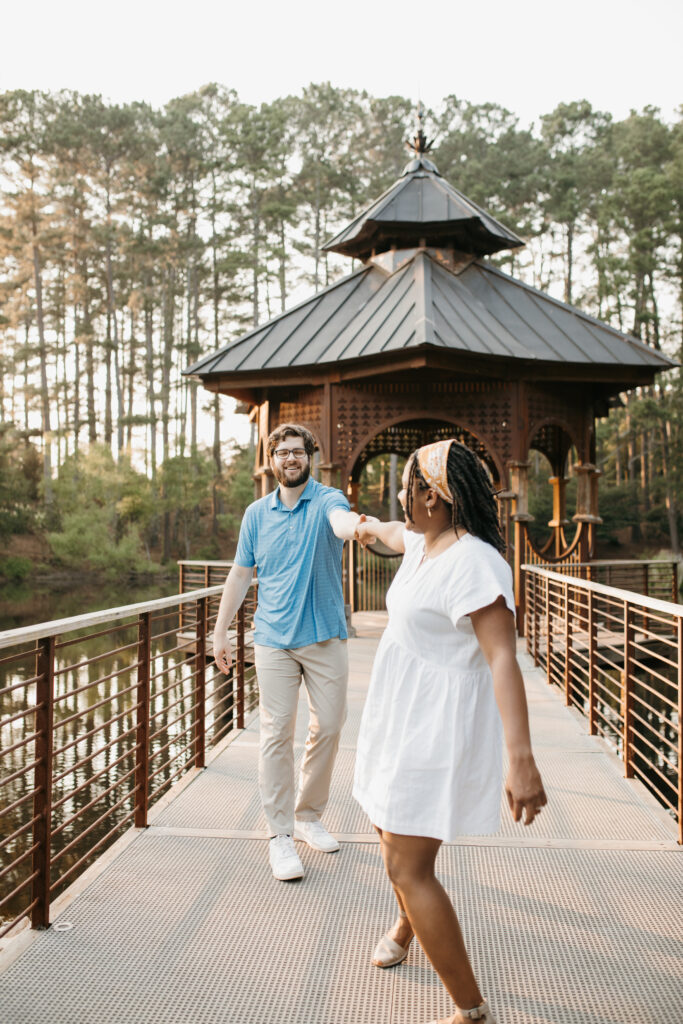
left=406, top=102, right=434, bottom=156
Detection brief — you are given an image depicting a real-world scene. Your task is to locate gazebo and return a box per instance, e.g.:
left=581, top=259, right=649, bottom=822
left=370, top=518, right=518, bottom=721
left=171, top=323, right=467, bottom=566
left=185, top=120, right=673, bottom=617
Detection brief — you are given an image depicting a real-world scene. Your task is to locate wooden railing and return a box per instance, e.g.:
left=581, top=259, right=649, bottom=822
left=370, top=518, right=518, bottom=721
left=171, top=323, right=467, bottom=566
left=178, top=560, right=233, bottom=591
left=0, top=584, right=258, bottom=938
left=524, top=565, right=682, bottom=843
left=525, top=556, right=678, bottom=601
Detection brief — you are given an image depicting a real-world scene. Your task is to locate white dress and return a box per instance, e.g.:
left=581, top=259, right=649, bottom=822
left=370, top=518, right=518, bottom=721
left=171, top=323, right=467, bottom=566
left=353, top=529, right=515, bottom=842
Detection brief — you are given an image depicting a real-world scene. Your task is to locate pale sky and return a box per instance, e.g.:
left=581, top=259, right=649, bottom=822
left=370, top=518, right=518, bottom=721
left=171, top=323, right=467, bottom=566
left=3, top=0, right=681, bottom=129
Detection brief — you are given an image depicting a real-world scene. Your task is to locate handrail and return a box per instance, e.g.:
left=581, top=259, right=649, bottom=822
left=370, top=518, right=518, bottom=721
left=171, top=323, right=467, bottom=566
left=0, top=583, right=259, bottom=937
left=521, top=564, right=682, bottom=616
left=0, top=586, right=225, bottom=652
left=523, top=564, right=682, bottom=843
left=177, top=560, right=234, bottom=567
left=581, top=559, right=679, bottom=567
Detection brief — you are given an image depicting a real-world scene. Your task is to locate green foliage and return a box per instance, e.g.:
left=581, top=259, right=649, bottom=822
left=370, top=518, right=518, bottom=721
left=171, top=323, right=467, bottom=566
left=216, top=443, right=256, bottom=550
left=0, top=555, right=33, bottom=581
left=0, top=424, right=41, bottom=537
left=47, top=445, right=160, bottom=577
left=48, top=510, right=153, bottom=580
left=357, top=455, right=406, bottom=521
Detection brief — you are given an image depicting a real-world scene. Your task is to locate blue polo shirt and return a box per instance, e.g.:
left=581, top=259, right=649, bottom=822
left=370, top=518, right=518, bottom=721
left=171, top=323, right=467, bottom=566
left=234, top=477, right=350, bottom=649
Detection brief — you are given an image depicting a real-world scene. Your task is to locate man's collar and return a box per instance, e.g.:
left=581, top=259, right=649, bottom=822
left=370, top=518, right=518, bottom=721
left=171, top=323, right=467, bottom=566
left=269, top=477, right=316, bottom=510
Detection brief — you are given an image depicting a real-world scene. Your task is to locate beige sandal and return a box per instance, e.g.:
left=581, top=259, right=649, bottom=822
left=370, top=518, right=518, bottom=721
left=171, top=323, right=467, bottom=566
left=427, top=999, right=497, bottom=1023
left=371, top=911, right=413, bottom=968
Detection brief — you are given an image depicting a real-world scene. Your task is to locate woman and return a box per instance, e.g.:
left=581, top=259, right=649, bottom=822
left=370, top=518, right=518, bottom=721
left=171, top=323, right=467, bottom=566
left=353, top=440, right=547, bottom=1024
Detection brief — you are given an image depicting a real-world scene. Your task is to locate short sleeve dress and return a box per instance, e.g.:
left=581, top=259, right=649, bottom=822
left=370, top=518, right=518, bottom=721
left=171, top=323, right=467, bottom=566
left=352, top=529, right=515, bottom=842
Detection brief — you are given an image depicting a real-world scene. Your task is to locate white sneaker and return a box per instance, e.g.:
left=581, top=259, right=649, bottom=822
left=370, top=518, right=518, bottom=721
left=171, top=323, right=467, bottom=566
left=294, top=819, right=340, bottom=853
left=269, top=834, right=304, bottom=880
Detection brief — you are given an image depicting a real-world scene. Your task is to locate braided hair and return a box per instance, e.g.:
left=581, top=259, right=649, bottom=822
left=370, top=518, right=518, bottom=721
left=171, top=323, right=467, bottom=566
left=405, top=442, right=505, bottom=553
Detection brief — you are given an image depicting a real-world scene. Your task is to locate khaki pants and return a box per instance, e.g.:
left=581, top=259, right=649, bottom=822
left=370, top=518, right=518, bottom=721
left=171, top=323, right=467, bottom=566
left=254, top=638, right=348, bottom=836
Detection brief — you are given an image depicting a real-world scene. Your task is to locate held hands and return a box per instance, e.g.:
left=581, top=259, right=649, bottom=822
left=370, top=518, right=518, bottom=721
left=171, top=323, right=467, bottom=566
left=355, top=513, right=379, bottom=548
left=505, top=754, right=547, bottom=826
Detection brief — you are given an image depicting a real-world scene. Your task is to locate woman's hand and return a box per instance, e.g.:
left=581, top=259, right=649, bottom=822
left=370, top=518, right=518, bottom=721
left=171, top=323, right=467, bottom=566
left=505, top=754, right=547, bottom=825
left=355, top=513, right=378, bottom=548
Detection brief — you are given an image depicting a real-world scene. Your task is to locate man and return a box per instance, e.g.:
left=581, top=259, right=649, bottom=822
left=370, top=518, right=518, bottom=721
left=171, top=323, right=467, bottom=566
left=213, top=423, right=369, bottom=881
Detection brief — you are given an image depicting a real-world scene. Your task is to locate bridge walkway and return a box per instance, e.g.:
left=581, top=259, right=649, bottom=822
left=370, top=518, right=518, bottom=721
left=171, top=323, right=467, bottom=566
left=1, top=613, right=681, bottom=1024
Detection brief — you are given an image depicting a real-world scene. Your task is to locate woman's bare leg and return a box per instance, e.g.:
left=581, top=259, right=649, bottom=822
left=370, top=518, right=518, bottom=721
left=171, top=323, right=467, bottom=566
left=380, top=830, right=482, bottom=1015
left=375, top=827, right=413, bottom=947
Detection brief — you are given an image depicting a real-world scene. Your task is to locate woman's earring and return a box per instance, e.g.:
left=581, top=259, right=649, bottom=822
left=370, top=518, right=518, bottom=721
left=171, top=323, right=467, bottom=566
left=427, top=506, right=432, bottom=518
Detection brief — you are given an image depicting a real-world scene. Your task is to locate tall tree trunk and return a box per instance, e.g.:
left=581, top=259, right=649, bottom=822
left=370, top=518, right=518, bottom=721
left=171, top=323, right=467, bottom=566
left=389, top=453, right=398, bottom=520
left=659, top=417, right=680, bottom=555
left=279, top=216, right=287, bottom=312
left=565, top=222, right=574, bottom=305
left=126, top=309, right=135, bottom=450
left=73, top=305, right=81, bottom=458
left=632, top=270, right=646, bottom=338
left=32, top=243, right=52, bottom=503
left=160, top=268, right=175, bottom=562
left=640, top=430, right=649, bottom=511
left=252, top=180, right=260, bottom=327
left=144, top=296, right=157, bottom=479
left=212, top=396, right=221, bottom=537
left=210, top=198, right=222, bottom=535
left=191, top=272, right=199, bottom=457
left=313, top=169, right=321, bottom=292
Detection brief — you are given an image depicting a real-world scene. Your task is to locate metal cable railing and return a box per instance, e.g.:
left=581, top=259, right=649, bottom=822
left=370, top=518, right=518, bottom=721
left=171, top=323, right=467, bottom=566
left=524, top=565, right=682, bottom=843
left=0, top=583, right=258, bottom=938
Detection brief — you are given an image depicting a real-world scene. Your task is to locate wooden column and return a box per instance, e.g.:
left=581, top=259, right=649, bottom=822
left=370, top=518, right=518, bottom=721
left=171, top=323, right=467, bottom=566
left=508, top=461, right=533, bottom=636
left=547, top=476, right=570, bottom=557
left=572, top=463, right=602, bottom=563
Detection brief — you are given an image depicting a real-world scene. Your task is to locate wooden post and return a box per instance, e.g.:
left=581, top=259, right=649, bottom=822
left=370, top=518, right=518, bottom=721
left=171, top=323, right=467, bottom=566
left=236, top=602, right=245, bottom=729
left=564, top=580, right=571, bottom=705
left=32, top=636, right=55, bottom=928
left=548, top=475, right=570, bottom=558
left=623, top=602, right=634, bottom=779
left=546, top=575, right=552, bottom=683
left=677, top=615, right=683, bottom=844
left=194, top=597, right=206, bottom=769
left=588, top=590, right=596, bottom=735
left=533, top=573, right=540, bottom=666
left=135, top=613, right=151, bottom=828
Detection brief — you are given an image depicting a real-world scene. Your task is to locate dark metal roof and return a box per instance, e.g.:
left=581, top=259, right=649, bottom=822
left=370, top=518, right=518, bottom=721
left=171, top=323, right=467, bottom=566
left=322, top=158, right=525, bottom=260
left=185, top=249, right=673, bottom=380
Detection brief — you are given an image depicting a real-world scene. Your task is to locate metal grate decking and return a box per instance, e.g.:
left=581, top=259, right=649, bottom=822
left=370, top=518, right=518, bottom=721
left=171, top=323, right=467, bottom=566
left=1, top=612, right=681, bottom=1023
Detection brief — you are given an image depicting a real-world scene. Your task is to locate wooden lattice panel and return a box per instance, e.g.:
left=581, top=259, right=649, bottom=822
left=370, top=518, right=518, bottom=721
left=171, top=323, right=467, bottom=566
left=274, top=389, right=324, bottom=448
left=526, top=386, right=589, bottom=464
left=334, top=380, right=513, bottom=477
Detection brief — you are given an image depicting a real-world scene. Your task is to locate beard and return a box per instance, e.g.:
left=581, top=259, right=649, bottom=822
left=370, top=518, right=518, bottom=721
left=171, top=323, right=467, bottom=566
left=273, top=461, right=311, bottom=489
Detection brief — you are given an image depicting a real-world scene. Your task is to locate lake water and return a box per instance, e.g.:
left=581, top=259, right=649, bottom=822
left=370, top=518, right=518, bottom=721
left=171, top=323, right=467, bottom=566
left=0, top=576, right=180, bottom=633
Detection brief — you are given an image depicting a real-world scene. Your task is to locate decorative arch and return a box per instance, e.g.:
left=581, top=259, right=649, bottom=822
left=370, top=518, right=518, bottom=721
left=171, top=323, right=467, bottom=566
left=344, top=413, right=504, bottom=487
left=527, top=419, right=578, bottom=476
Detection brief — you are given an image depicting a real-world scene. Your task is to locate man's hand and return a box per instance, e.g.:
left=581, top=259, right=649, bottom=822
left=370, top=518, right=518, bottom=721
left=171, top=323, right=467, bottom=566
left=213, top=635, right=233, bottom=674
left=355, top=513, right=378, bottom=548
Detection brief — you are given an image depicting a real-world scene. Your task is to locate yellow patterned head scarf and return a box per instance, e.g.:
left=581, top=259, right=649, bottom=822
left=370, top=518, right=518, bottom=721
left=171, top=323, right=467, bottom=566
left=417, top=439, right=454, bottom=503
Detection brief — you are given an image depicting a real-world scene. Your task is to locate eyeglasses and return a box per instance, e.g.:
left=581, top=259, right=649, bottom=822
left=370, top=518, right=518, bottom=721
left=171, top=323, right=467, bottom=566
left=273, top=447, right=308, bottom=460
